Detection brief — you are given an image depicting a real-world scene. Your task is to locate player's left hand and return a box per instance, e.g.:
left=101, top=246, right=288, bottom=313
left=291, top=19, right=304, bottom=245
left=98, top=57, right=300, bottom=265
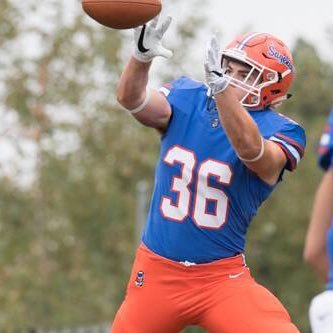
left=204, top=35, right=230, bottom=95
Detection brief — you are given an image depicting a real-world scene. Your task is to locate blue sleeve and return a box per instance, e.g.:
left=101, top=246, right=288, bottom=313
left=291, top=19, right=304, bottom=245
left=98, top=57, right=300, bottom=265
left=318, top=108, right=333, bottom=171
left=269, top=120, right=306, bottom=171
left=158, top=76, right=204, bottom=110
left=158, top=76, right=206, bottom=139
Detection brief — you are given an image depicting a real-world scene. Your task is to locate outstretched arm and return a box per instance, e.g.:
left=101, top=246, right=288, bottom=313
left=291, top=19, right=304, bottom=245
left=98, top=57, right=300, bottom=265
left=116, top=16, right=173, bottom=132
left=215, top=89, right=286, bottom=185
left=204, top=35, right=287, bottom=185
left=303, top=169, right=333, bottom=282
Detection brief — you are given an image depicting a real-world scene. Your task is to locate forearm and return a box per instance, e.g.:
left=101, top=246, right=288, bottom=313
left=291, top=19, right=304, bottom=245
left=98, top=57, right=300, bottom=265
left=204, top=35, right=287, bottom=185
left=215, top=88, right=263, bottom=158
left=304, top=170, right=333, bottom=281
left=311, top=256, right=329, bottom=283
left=117, top=57, right=152, bottom=109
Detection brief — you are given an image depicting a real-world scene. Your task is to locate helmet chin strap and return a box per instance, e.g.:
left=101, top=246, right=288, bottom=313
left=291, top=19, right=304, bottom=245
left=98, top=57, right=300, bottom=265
left=270, top=93, right=292, bottom=109
left=281, top=69, right=292, bottom=78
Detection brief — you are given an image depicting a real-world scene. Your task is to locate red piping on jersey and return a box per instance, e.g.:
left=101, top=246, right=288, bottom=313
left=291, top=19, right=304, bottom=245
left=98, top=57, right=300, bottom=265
left=275, top=133, right=304, bottom=156
left=275, top=142, right=296, bottom=170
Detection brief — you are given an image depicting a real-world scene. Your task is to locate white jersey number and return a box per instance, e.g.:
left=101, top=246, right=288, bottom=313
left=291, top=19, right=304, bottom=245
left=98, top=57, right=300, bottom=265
left=161, top=145, right=233, bottom=229
left=161, top=146, right=196, bottom=222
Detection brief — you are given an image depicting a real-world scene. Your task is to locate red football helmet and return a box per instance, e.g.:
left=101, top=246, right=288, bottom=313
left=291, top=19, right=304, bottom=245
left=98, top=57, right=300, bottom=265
left=220, top=32, right=295, bottom=109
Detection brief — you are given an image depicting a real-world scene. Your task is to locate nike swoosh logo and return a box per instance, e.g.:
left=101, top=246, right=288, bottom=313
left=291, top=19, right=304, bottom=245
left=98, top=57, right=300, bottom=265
left=138, top=25, right=150, bottom=53
left=211, top=70, right=222, bottom=77
left=229, top=271, right=245, bottom=279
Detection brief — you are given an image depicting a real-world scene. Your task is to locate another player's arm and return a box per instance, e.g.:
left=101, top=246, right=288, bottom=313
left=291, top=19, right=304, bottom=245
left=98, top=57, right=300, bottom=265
left=116, top=57, right=171, bottom=132
left=303, top=169, right=333, bottom=282
left=214, top=89, right=286, bottom=185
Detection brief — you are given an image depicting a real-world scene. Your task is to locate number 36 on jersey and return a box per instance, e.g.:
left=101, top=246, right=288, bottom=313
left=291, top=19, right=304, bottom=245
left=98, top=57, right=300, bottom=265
left=160, top=145, right=233, bottom=229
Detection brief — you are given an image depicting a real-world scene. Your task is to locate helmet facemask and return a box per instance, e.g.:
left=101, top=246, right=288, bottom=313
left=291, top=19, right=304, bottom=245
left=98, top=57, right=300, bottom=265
left=221, top=48, right=281, bottom=108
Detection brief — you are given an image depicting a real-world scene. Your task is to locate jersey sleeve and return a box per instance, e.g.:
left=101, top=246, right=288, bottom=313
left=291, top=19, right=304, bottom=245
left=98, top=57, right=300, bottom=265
left=268, top=120, right=306, bottom=172
left=158, top=76, right=187, bottom=103
left=158, top=76, right=204, bottom=108
left=318, top=108, right=333, bottom=171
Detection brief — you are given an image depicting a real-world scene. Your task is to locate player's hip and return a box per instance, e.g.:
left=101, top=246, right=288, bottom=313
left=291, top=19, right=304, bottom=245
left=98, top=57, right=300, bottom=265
left=142, top=222, right=246, bottom=263
left=131, top=242, right=250, bottom=282
left=118, top=244, right=297, bottom=333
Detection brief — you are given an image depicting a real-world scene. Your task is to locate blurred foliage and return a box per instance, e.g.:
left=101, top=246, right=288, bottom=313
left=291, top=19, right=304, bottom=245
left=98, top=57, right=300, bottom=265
left=0, top=1, right=333, bottom=333
left=289, top=38, right=333, bottom=118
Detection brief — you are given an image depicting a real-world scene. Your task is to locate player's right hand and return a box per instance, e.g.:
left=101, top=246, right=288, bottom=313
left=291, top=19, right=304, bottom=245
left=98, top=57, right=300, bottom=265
left=133, top=15, right=173, bottom=63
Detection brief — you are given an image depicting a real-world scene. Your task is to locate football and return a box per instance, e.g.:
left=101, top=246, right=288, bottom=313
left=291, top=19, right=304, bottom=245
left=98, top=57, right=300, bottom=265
left=82, top=0, right=162, bottom=29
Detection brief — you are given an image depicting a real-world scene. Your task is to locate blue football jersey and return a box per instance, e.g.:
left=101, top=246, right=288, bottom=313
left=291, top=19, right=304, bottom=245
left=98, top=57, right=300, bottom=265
left=142, top=76, right=306, bottom=263
left=318, top=108, right=333, bottom=290
left=327, top=224, right=333, bottom=290
left=318, top=107, right=333, bottom=171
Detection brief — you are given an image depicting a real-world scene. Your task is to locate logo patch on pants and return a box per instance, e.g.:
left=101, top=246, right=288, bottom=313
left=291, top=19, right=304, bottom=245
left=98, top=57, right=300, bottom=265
left=135, top=271, right=144, bottom=287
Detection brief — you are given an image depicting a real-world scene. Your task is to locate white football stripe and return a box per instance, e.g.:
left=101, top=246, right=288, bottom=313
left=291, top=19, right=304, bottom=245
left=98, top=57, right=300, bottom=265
left=269, top=136, right=301, bottom=164
left=320, top=133, right=330, bottom=146
left=159, top=87, right=170, bottom=97
left=237, top=32, right=264, bottom=50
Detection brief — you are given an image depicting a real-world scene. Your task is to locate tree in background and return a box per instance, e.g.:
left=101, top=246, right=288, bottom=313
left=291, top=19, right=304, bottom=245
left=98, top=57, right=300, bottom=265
left=0, top=0, right=207, bottom=330
left=1, top=1, right=333, bottom=332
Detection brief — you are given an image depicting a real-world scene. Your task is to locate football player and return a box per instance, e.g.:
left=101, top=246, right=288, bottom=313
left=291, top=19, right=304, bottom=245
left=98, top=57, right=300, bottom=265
left=112, top=16, right=305, bottom=333
left=304, top=108, right=333, bottom=333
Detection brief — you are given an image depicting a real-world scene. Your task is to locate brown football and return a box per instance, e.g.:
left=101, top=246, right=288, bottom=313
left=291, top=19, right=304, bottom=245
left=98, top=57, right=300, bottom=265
left=82, top=0, right=162, bottom=29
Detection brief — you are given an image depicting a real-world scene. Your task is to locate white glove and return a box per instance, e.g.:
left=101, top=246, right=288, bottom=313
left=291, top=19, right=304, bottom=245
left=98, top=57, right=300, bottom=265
left=133, top=15, right=173, bottom=63
left=204, top=35, right=230, bottom=95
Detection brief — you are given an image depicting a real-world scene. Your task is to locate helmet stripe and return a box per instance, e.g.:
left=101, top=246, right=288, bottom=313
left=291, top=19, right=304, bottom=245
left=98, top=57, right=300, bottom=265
left=237, top=32, right=265, bottom=50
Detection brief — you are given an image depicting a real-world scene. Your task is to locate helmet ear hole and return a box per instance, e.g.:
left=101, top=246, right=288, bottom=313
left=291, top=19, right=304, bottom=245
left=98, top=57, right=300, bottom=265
left=277, top=72, right=282, bottom=82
